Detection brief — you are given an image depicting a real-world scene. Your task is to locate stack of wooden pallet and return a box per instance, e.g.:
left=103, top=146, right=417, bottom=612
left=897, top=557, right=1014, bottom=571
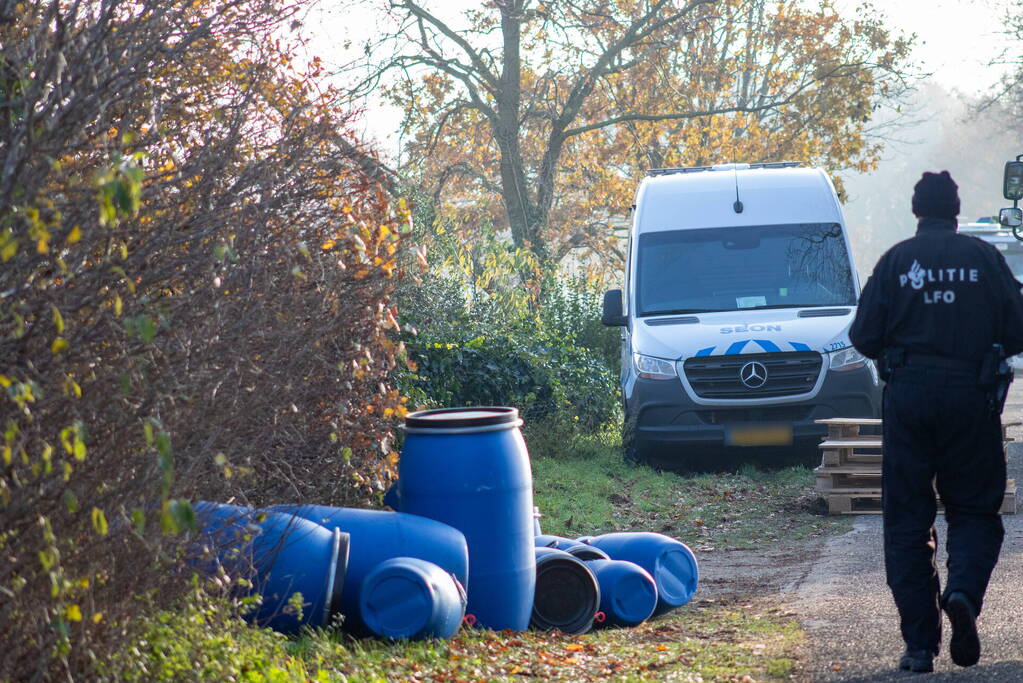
left=814, top=418, right=1018, bottom=515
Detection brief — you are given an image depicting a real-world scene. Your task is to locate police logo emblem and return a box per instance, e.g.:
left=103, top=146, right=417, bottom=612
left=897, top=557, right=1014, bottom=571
left=739, top=361, right=768, bottom=389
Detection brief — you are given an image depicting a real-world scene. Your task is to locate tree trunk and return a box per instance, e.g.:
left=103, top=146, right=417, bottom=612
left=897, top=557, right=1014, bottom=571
left=494, top=1, right=550, bottom=263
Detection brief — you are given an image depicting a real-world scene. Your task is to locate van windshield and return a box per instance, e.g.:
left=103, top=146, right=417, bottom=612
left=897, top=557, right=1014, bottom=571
left=635, top=223, right=856, bottom=316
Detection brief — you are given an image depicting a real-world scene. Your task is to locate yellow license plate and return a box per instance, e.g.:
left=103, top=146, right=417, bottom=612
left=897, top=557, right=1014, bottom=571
left=726, top=424, right=794, bottom=447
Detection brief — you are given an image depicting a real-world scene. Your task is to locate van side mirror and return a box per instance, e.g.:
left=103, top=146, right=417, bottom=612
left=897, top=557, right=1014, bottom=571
left=1000, top=207, right=1023, bottom=229
left=601, top=289, right=627, bottom=326
left=1005, top=161, right=1023, bottom=201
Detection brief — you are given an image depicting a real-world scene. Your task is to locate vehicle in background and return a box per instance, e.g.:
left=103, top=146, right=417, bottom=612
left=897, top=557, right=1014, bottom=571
left=959, top=218, right=1023, bottom=369
left=602, top=163, right=882, bottom=469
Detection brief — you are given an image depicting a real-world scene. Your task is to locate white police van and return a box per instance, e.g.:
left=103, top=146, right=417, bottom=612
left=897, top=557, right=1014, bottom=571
left=958, top=218, right=1023, bottom=369
left=601, top=162, right=882, bottom=467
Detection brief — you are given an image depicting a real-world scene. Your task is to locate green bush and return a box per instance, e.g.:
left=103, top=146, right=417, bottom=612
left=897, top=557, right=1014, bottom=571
left=402, top=329, right=618, bottom=429
left=538, top=275, right=621, bottom=374
left=106, top=589, right=317, bottom=682
left=393, top=213, right=621, bottom=436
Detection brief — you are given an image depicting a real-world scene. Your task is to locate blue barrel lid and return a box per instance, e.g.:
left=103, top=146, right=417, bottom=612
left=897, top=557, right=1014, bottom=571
left=587, top=559, right=657, bottom=626
left=405, top=406, right=521, bottom=431
left=360, top=557, right=465, bottom=640
left=653, top=544, right=699, bottom=608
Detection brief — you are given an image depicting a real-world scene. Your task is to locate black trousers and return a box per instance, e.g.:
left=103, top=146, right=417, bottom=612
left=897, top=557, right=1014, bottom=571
left=883, top=368, right=1006, bottom=654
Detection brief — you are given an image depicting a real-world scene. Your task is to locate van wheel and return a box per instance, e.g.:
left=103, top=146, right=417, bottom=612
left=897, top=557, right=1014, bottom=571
left=621, top=420, right=646, bottom=465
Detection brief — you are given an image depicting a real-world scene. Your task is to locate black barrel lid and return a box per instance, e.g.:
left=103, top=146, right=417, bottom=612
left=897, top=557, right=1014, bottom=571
left=405, top=406, right=520, bottom=430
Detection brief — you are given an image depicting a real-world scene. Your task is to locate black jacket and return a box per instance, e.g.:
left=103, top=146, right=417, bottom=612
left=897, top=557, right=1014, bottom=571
left=850, top=218, right=1023, bottom=363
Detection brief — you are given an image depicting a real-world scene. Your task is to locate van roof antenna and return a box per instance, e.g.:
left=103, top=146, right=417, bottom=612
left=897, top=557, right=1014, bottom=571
left=732, top=165, right=744, bottom=214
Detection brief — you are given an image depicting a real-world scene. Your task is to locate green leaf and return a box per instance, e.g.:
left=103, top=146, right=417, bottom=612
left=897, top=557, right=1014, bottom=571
left=63, top=489, right=79, bottom=514
left=0, top=229, right=17, bottom=262
left=51, top=306, right=64, bottom=334
left=72, top=435, right=86, bottom=461
left=131, top=508, right=146, bottom=534
left=138, top=316, right=156, bottom=344
left=91, top=507, right=108, bottom=536
left=170, top=499, right=196, bottom=533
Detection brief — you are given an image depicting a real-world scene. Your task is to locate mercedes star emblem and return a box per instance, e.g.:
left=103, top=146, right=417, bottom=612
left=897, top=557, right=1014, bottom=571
left=739, top=361, right=768, bottom=389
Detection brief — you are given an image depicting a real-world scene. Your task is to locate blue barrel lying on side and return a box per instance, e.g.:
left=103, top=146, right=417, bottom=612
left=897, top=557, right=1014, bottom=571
left=583, top=532, right=698, bottom=614
left=193, top=501, right=348, bottom=635
left=267, top=504, right=468, bottom=636
left=531, top=547, right=600, bottom=635
left=585, top=559, right=658, bottom=628
left=360, top=557, right=466, bottom=640
left=399, top=407, right=535, bottom=631
left=535, top=534, right=577, bottom=551
left=563, top=544, right=610, bottom=562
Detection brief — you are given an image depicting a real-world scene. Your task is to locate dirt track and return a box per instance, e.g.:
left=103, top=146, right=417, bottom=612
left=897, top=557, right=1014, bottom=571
left=788, top=381, right=1023, bottom=681
left=696, top=383, right=1023, bottom=681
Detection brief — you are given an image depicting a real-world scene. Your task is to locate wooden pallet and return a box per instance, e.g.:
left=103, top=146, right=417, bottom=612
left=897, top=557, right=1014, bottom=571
left=825, top=481, right=1017, bottom=515
left=815, top=465, right=881, bottom=491
left=817, top=418, right=1019, bottom=442
left=815, top=418, right=882, bottom=441
left=818, top=439, right=883, bottom=467
left=816, top=417, right=1019, bottom=515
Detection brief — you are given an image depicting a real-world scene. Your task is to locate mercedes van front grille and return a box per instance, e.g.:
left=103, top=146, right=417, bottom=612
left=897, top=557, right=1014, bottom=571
left=682, top=351, right=822, bottom=399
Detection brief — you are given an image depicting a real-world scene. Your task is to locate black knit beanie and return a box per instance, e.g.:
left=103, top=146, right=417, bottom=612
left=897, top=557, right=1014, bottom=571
left=912, top=170, right=960, bottom=220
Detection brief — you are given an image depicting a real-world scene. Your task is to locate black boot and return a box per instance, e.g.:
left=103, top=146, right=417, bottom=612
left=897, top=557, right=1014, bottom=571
left=944, top=592, right=981, bottom=667
left=899, top=649, right=934, bottom=673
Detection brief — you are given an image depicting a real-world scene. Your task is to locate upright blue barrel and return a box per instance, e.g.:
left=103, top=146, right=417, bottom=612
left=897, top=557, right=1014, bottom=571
left=360, top=557, right=466, bottom=640
left=399, top=407, right=535, bottom=631
left=268, top=504, right=468, bottom=635
left=585, top=532, right=698, bottom=614
left=193, top=501, right=348, bottom=635
left=586, top=559, right=658, bottom=628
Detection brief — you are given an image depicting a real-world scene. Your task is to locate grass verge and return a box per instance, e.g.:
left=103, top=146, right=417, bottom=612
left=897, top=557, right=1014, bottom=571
left=530, top=426, right=850, bottom=550
left=116, top=594, right=803, bottom=682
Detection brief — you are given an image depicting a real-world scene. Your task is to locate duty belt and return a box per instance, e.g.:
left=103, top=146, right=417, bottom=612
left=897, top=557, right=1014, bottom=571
left=901, top=352, right=980, bottom=374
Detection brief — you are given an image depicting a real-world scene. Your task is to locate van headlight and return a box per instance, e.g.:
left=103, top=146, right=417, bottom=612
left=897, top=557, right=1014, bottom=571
left=633, top=353, right=678, bottom=380
left=828, top=346, right=867, bottom=371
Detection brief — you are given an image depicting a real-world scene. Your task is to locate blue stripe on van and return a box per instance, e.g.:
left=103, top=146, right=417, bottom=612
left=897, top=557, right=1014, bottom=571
left=789, top=341, right=811, bottom=351
left=753, top=339, right=781, bottom=353
left=695, top=346, right=715, bottom=357
left=725, top=340, right=749, bottom=355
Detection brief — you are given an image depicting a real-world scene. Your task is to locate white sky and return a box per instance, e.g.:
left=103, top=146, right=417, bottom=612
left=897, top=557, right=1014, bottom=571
left=301, top=1, right=1018, bottom=157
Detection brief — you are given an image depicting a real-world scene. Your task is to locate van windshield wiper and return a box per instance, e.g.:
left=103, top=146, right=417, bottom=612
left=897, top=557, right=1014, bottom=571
left=640, top=308, right=721, bottom=316
left=742, top=303, right=827, bottom=310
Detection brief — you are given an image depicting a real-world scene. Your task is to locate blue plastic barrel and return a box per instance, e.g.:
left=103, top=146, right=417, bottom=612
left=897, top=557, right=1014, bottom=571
left=535, top=534, right=577, bottom=551
left=585, top=559, right=658, bottom=628
left=399, top=407, right=535, bottom=631
left=193, top=501, right=348, bottom=635
left=584, top=532, right=698, bottom=614
left=267, top=504, right=468, bottom=635
left=531, top=547, right=600, bottom=634
left=359, top=557, right=466, bottom=640
left=563, top=543, right=610, bottom=562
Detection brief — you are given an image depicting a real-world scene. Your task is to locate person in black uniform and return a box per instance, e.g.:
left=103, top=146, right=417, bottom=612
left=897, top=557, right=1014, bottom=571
left=850, top=171, right=1023, bottom=672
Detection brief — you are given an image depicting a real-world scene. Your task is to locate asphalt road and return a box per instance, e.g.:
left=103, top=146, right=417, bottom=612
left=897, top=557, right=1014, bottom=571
left=793, top=383, right=1023, bottom=681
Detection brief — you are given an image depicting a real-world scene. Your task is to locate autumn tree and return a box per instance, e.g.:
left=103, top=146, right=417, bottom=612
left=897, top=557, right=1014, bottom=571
left=0, top=0, right=406, bottom=677
left=992, top=0, right=1023, bottom=122
left=352, top=0, right=911, bottom=269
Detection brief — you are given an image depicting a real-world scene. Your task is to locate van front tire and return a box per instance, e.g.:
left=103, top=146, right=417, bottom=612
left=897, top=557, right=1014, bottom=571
left=622, top=419, right=645, bottom=465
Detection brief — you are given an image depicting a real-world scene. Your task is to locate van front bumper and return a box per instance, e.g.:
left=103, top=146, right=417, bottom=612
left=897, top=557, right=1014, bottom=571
left=624, top=363, right=881, bottom=450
